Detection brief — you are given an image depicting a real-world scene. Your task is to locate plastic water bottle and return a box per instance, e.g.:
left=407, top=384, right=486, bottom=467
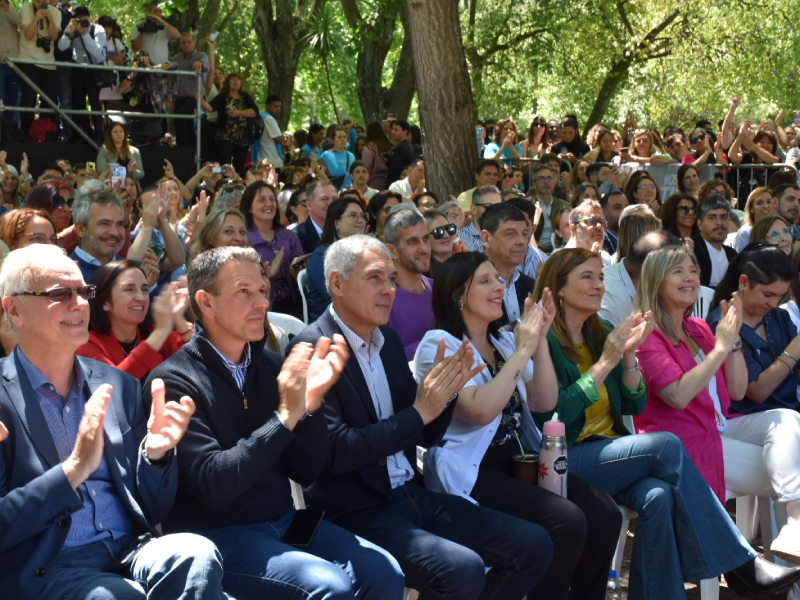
left=606, top=570, right=620, bottom=599
left=538, top=413, right=568, bottom=497
left=476, top=127, right=485, bottom=157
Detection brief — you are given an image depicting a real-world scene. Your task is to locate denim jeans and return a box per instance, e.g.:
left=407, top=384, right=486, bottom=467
left=339, top=482, right=553, bottom=600
left=38, top=533, right=228, bottom=600
left=568, top=432, right=756, bottom=600
left=0, top=63, right=21, bottom=127
left=194, top=510, right=405, bottom=600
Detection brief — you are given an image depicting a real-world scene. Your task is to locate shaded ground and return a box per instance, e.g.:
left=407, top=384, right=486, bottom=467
left=617, top=500, right=791, bottom=599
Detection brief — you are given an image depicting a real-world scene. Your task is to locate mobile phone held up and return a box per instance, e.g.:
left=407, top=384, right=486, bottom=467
left=209, top=30, right=219, bottom=42
left=282, top=509, right=324, bottom=548
left=211, top=166, right=226, bottom=175
left=111, top=165, right=127, bottom=189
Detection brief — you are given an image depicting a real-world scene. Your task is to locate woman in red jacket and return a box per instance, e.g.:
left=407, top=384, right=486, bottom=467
left=78, top=259, right=193, bottom=379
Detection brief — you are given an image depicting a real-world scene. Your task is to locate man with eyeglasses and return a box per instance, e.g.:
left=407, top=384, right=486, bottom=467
left=385, top=209, right=434, bottom=360
left=527, top=164, right=568, bottom=253
left=297, top=180, right=336, bottom=254
left=455, top=159, right=501, bottom=215
left=0, top=243, right=228, bottom=600
left=458, top=184, right=503, bottom=253
left=479, top=203, right=535, bottom=329
left=693, top=195, right=737, bottom=288
left=562, top=201, right=613, bottom=266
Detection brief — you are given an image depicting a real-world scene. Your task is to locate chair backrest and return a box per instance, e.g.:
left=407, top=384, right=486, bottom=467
left=693, top=286, right=715, bottom=320
left=296, top=268, right=310, bottom=325
left=267, top=311, right=307, bottom=338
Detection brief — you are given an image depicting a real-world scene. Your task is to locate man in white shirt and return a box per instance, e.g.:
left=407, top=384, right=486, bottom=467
left=600, top=231, right=676, bottom=326
left=693, top=195, right=737, bottom=288
left=257, top=94, right=284, bottom=168
left=349, top=160, right=378, bottom=200
left=389, top=157, right=425, bottom=200
left=131, top=1, right=180, bottom=66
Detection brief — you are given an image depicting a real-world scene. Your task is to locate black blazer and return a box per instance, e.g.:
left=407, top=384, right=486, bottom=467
left=296, top=217, right=321, bottom=254
left=495, top=272, right=536, bottom=328
left=288, top=309, right=454, bottom=523
left=692, top=236, right=737, bottom=288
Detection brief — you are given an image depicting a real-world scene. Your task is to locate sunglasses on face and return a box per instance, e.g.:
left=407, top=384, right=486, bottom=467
left=503, top=174, right=514, bottom=179
left=678, top=205, right=696, bottom=215
left=431, top=223, right=457, bottom=239
left=690, top=134, right=706, bottom=144
left=766, top=228, right=792, bottom=241
left=579, top=217, right=607, bottom=228
left=223, top=185, right=245, bottom=194
left=13, top=284, right=96, bottom=303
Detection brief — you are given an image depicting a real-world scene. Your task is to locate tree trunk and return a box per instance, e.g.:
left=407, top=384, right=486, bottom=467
left=406, top=0, right=476, bottom=201
left=583, top=56, right=633, bottom=135
left=322, top=54, right=341, bottom=125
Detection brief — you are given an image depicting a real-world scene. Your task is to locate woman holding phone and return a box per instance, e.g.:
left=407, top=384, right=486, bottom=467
left=96, top=122, right=144, bottom=181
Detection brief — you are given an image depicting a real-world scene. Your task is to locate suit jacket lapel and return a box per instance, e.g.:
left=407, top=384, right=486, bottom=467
left=318, top=312, right=378, bottom=422
left=4, top=354, right=61, bottom=468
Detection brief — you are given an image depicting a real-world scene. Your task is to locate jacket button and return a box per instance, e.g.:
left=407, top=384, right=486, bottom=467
left=163, top=475, right=170, bottom=489
left=57, top=519, right=68, bottom=528
left=378, top=459, right=387, bottom=466
left=36, top=568, right=46, bottom=577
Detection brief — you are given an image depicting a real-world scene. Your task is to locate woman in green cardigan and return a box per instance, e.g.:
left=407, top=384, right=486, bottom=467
left=531, top=248, right=799, bottom=600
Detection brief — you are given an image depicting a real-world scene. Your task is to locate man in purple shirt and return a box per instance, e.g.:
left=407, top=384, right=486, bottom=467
left=385, top=207, right=435, bottom=360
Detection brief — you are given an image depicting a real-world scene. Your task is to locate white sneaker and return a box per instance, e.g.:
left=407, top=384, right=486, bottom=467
left=772, top=520, right=800, bottom=565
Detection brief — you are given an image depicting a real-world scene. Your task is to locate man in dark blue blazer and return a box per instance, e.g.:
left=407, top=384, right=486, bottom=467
left=289, top=235, right=554, bottom=599
left=0, top=244, right=226, bottom=600
left=296, top=180, right=337, bottom=254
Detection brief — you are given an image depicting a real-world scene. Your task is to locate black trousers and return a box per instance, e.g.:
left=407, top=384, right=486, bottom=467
left=216, top=139, right=249, bottom=178
left=71, top=66, right=102, bottom=141
left=173, top=95, right=197, bottom=148
left=18, top=64, right=58, bottom=136
left=472, top=442, right=622, bottom=600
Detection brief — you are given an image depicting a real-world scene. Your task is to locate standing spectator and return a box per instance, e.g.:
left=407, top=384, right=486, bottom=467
left=385, top=118, right=415, bottom=187
left=320, top=127, right=356, bottom=191
left=119, top=49, right=170, bottom=137
left=362, top=121, right=392, bottom=190
left=96, top=122, right=144, bottom=181
left=57, top=6, right=105, bottom=142
left=300, top=123, right=325, bottom=160
left=131, top=0, right=180, bottom=66
left=389, top=157, right=425, bottom=199
left=256, top=94, right=285, bottom=168
left=18, top=0, right=61, bottom=138
left=207, top=74, right=258, bottom=176
left=349, top=160, right=378, bottom=201
left=96, top=15, right=128, bottom=107
left=0, top=0, right=21, bottom=127
left=163, top=32, right=209, bottom=149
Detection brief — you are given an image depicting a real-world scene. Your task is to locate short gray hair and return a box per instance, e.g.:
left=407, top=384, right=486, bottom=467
left=383, top=207, right=425, bottom=246
left=324, top=235, right=391, bottom=294
left=569, top=200, right=604, bottom=225
left=473, top=185, right=501, bottom=206
left=0, top=244, right=74, bottom=330
left=187, top=246, right=262, bottom=320
left=72, top=190, right=124, bottom=228
left=214, top=186, right=244, bottom=211
left=438, top=201, right=460, bottom=214
left=78, top=179, right=108, bottom=195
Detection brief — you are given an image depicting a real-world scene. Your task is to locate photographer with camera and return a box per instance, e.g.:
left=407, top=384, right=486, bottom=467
left=18, top=0, right=61, bottom=138
left=131, top=0, right=179, bottom=67
left=57, top=5, right=106, bottom=142
left=0, top=0, right=21, bottom=128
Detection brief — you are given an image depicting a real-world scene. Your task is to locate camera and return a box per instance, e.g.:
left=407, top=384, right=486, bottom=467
left=79, top=18, right=90, bottom=27
left=141, top=17, right=165, bottom=34
left=36, top=37, right=51, bottom=53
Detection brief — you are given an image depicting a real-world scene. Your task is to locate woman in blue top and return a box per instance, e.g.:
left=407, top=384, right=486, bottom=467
left=305, top=198, right=367, bottom=321
left=707, top=242, right=800, bottom=413
left=300, top=123, right=325, bottom=160
left=483, top=118, right=523, bottom=166
left=319, top=127, right=356, bottom=191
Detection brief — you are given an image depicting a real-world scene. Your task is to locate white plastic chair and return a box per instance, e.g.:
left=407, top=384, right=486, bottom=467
left=296, top=268, right=310, bottom=325
left=267, top=311, right=307, bottom=338
left=289, top=480, right=306, bottom=510
left=693, top=286, right=716, bottom=320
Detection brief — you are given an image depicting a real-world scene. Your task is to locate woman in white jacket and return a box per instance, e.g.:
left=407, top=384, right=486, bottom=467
left=413, top=252, right=622, bottom=600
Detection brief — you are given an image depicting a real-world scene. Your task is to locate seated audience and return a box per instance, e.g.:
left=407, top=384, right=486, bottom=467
left=505, top=197, right=549, bottom=280
left=285, top=188, right=309, bottom=230
left=289, top=236, right=553, bottom=598
left=0, top=243, right=225, bottom=599
left=415, top=252, right=622, bottom=599
left=532, top=247, right=800, bottom=598
left=459, top=184, right=502, bottom=253
left=350, top=160, right=379, bottom=201
left=425, top=210, right=456, bottom=279
left=413, top=191, right=439, bottom=214
left=561, top=201, right=613, bottom=265
left=551, top=206, right=571, bottom=250
left=733, top=187, right=775, bottom=251
left=484, top=118, right=523, bottom=165
left=677, top=164, right=703, bottom=198
left=659, top=193, right=699, bottom=243
left=385, top=209, right=435, bottom=360
left=69, top=190, right=126, bottom=282
left=365, top=191, right=401, bottom=241
left=296, top=180, right=336, bottom=253
left=389, top=157, right=425, bottom=200
left=636, top=245, right=800, bottom=563
left=625, top=170, right=661, bottom=212
left=599, top=190, right=628, bottom=254
left=568, top=182, right=600, bottom=207
left=144, top=246, right=405, bottom=599
left=752, top=214, right=794, bottom=256
left=78, top=260, right=192, bottom=379
left=24, top=180, right=73, bottom=235
left=306, top=197, right=367, bottom=322
left=529, top=164, right=568, bottom=253
left=693, top=195, right=737, bottom=288
left=241, top=182, right=305, bottom=318
left=0, top=207, right=58, bottom=250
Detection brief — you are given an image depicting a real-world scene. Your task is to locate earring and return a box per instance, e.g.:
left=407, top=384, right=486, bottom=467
left=458, top=299, right=463, bottom=311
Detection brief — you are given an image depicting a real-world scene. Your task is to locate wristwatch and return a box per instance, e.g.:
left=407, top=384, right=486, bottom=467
left=730, top=338, right=743, bottom=353
left=623, top=358, right=640, bottom=372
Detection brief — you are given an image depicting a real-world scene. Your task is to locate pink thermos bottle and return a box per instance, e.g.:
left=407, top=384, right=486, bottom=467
left=538, top=413, right=568, bottom=497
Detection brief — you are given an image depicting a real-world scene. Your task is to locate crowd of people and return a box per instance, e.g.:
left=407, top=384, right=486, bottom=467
left=5, top=2, right=800, bottom=598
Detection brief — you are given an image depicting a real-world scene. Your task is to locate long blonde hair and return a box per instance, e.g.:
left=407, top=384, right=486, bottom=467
left=634, top=245, right=698, bottom=344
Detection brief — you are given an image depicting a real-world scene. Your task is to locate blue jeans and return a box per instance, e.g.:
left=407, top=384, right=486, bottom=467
left=568, top=432, right=757, bottom=600
left=194, top=510, right=405, bottom=599
left=38, top=533, right=227, bottom=600
left=0, top=63, right=21, bottom=127
left=339, top=482, right=553, bottom=600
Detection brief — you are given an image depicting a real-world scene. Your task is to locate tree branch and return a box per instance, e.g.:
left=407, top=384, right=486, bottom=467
left=339, top=0, right=361, bottom=30
left=616, top=0, right=634, bottom=37
left=479, top=27, right=550, bottom=60
left=215, top=0, right=240, bottom=33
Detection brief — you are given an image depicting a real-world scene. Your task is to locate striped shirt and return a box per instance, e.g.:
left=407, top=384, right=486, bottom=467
left=207, top=341, right=252, bottom=392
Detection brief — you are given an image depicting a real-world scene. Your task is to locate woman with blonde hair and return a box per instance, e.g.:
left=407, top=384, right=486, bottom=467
left=96, top=122, right=144, bottom=181
left=614, top=212, right=661, bottom=263
left=624, top=130, right=676, bottom=165
left=733, top=187, right=775, bottom=251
